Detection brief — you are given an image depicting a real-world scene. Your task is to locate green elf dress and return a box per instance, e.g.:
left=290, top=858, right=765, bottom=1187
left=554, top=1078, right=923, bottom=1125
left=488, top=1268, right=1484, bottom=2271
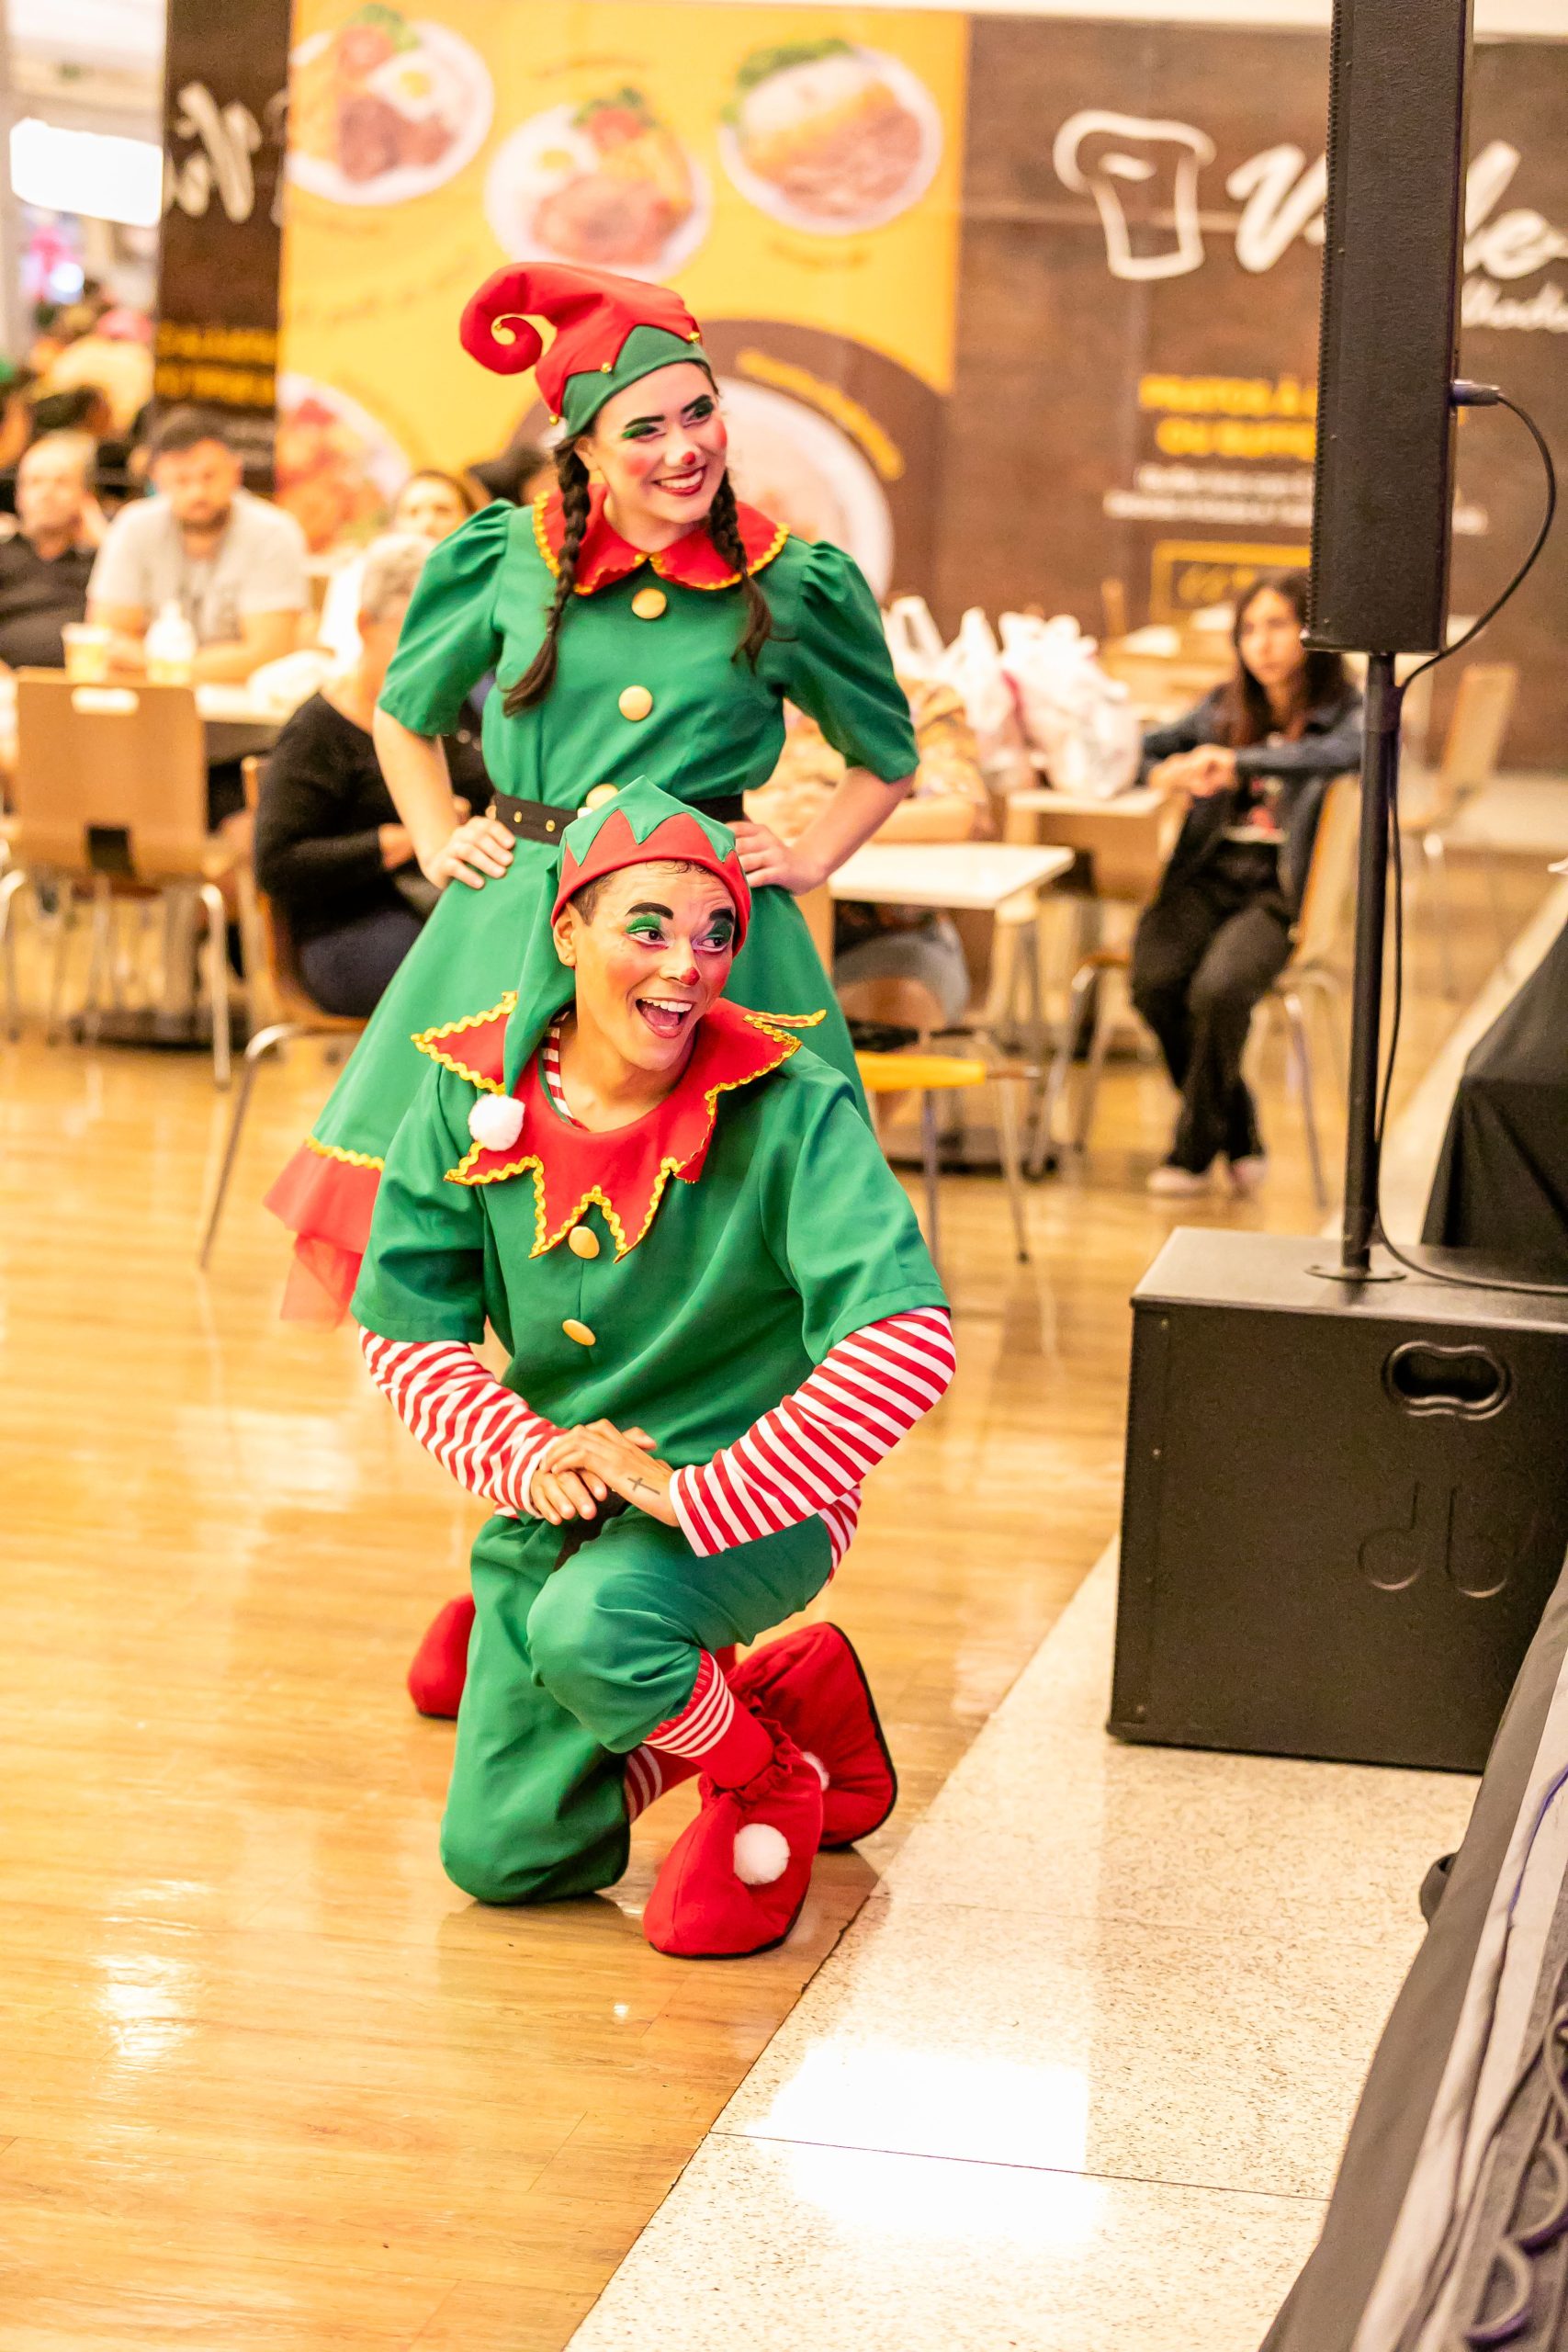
left=351, top=782, right=952, bottom=1957
left=267, top=272, right=916, bottom=1324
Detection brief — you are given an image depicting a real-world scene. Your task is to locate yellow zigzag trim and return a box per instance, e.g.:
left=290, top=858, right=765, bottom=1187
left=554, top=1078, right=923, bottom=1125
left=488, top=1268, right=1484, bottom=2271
left=530, top=490, right=789, bottom=596
left=304, top=1135, right=385, bottom=1171
left=411, top=992, right=517, bottom=1091
left=444, top=1009, right=807, bottom=1262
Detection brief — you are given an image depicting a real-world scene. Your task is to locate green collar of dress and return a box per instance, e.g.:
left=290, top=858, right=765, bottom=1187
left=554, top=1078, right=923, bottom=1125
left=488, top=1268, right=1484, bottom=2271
left=532, top=484, right=789, bottom=595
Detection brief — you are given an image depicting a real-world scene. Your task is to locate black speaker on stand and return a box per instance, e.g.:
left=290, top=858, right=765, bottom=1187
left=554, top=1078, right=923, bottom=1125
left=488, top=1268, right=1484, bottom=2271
left=1111, top=0, right=1568, bottom=1773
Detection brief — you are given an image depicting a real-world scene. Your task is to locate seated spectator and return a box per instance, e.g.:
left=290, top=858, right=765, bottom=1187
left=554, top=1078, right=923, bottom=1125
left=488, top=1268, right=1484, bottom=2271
left=316, top=468, right=477, bottom=665
left=750, top=677, right=993, bottom=1033
left=41, top=306, right=152, bottom=436
left=254, top=536, right=436, bottom=1018
left=0, top=363, right=39, bottom=516
left=29, top=384, right=114, bottom=445
left=88, top=405, right=310, bottom=825
left=467, top=429, right=552, bottom=508
left=0, top=433, right=102, bottom=670
left=1130, top=569, right=1363, bottom=1197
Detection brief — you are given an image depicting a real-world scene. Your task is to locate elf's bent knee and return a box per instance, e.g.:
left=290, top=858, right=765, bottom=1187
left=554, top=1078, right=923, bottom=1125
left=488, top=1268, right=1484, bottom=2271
left=525, top=1566, right=631, bottom=1723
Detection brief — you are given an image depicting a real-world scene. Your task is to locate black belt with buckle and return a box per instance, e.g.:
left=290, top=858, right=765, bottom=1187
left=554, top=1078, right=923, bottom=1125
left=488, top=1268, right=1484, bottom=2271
left=489, top=789, right=748, bottom=842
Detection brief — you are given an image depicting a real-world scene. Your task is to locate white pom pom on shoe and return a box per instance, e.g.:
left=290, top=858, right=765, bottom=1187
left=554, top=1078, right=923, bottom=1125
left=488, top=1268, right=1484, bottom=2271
left=733, top=1822, right=791, bottom=1886
left=468, top=1093, right=525, bottom=1151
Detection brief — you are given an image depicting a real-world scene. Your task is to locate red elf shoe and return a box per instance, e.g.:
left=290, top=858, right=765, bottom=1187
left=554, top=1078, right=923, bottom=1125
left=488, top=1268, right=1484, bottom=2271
left=642, top=1730, right=824, bottom=1959
left=730, top=1623, right=897, bottom=1849
left=406, top=1595, right=475, bottom=1718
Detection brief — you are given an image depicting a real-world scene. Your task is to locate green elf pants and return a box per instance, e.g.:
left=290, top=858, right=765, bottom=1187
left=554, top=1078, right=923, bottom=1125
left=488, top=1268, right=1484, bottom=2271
left=441, top=1507, right=832, bottom=1906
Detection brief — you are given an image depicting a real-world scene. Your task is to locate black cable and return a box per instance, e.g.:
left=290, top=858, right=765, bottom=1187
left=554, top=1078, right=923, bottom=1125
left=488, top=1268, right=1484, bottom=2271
left=1369, top=384, right=1567, bottom=1296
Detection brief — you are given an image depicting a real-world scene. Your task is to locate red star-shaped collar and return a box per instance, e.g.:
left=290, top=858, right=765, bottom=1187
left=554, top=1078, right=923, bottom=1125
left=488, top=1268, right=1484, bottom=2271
left=415, top=996, right=822, bottom=1258
left=531, top=484, right=789, bottom=596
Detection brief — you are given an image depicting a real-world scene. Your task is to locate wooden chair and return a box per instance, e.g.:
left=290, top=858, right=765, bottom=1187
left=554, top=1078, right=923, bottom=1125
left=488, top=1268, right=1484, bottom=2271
left=1398, top=661, right=1518, bottom=995
left=197, top=757, right=367, bottom=1267
left=0, top=671, right=241, bottom=1082
left=856, top=1047, right=1030, bottom=1278
left=1033, top=775, right=1360, bottom=1205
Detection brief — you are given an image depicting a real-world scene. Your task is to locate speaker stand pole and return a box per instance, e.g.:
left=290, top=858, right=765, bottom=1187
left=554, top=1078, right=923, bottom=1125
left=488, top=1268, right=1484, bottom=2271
left=1337, top=650, right=1403, bottom=1278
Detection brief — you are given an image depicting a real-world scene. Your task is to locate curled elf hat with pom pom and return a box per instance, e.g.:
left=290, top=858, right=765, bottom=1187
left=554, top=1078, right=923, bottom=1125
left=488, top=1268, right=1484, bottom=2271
left=459, top=263, right=710, bottom=438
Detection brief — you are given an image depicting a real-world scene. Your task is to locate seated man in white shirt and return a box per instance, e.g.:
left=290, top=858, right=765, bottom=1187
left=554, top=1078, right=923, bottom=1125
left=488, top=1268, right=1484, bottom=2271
left=88, top=405, right=309, bottom=826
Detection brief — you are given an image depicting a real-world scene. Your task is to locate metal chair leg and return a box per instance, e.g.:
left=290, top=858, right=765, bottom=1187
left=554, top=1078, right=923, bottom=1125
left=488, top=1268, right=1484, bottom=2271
left=1029, top=957, right=1096, bottom=1177
left=1284, top=990, right=1328, bottom=1212
left=197, top=1021, right=299, bottom=1266
left=1424, top=833, right=1460, bottom=999
left=919, top=1089, right=942, bottom=1272
left=1074, top=967, right=1117, bottom=1154
left=198, top=881, right=231, bottom=1088
left=993, top=1077, right=1030, bottom=1264
left=1481, top=842, right=1514, bottom=977
left=45, top=882, right=76, bottom=1044
left=81, top=878, right=112, bottom=1047
left=0, top=867, right=27, bottom=1039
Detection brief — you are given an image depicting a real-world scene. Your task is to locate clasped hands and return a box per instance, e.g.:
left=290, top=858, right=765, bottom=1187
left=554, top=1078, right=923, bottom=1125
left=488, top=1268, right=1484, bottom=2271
left=531, top=1419, right=679, bottom=1532
left=1151, top=745, right=1239, bottom=800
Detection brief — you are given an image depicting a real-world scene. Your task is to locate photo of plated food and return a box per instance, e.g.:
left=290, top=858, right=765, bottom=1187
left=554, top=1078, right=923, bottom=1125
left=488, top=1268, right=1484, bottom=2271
left=288, top=5, right=494, bottom=207
left=274, top=374, right=409, bottom=555
left=484, top=89, right=710, bottom=277
left=718, top=40, right=942, bottom=233
left=717, top=374, right=894, bottom=598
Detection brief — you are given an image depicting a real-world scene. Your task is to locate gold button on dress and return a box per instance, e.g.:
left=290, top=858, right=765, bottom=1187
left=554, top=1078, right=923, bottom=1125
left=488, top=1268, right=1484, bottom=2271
left=582, top=783, right=618, bottom=809
left=561, top=1318, right=596, bottom=1347
left=568, top=1227, right=600, bottom=1261
left=631, top=586, right=668, bottom=620
left=617, top=685, right=654, bottom=722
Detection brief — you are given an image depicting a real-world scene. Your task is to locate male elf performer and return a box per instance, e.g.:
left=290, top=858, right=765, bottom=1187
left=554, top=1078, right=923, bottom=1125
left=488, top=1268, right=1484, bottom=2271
left=351, top=779, right=954, bottom=1958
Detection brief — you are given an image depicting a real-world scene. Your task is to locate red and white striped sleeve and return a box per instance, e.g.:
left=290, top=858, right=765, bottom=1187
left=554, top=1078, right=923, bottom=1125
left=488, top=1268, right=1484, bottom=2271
left=358, top=1329, right=561, bottom=1516
left=669, top=1307, right=955, bottom=1563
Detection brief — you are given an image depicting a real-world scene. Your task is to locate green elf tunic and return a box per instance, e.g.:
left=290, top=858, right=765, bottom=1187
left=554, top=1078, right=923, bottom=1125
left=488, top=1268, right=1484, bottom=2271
left=350, top=802, right=944, bottom=1905
left=269, top=487, right=917, bottom=1320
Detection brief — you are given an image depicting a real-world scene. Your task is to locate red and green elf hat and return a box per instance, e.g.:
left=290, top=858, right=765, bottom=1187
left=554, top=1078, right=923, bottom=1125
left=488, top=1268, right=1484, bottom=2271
left=459, top=263, right=710, bottom=438
left=551, top=776, right=751, bottom=946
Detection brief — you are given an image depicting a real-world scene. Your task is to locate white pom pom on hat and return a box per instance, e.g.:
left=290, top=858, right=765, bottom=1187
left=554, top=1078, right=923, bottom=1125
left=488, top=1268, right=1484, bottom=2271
left=468, top=1093, right=525, bottom=1151
left=733, top=1821, right=790, bottom=1887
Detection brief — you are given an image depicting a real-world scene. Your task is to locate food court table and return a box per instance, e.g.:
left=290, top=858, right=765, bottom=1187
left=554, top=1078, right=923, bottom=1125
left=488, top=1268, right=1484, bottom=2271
left=828, top=840, right=1074, bottom=911
left=0, top=675, right=290, bottom=773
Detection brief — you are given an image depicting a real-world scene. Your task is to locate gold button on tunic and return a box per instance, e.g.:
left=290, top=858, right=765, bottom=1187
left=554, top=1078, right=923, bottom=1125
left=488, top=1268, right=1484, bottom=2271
left=568, top=1226, right=600, bottom=1261
left=631, top=586, right=667, bottom=620
left=617, top=685, right=654, bottom=722
left=562, top=1317, right=596, bottom=1347
left=582, top=783, right=618, bottom=809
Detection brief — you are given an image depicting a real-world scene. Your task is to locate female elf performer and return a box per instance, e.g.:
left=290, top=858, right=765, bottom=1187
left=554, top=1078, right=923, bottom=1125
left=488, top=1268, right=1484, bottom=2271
left=267, top=262, right=917, bottom=1329
left=351, top=780, right=953, bottom=1957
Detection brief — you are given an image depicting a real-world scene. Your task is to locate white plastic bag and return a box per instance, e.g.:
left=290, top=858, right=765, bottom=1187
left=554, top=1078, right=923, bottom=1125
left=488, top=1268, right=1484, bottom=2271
left=998, top=612, right=1141, bottom=799
left=883, top=594, right=948, bottom=683
left=937, top=606, right=1032, bottom=795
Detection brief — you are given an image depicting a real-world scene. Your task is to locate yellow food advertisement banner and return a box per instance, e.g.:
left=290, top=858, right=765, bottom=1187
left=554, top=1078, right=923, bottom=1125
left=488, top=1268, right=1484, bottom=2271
left=279, top=0, right=967, bottom=571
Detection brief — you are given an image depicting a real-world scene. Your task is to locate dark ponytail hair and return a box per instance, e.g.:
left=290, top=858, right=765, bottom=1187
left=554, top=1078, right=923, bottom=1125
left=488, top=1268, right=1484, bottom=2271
left=706, top=469, right=773, bottom=671
left=1219, top=569, right=1349, bottom=749
left=503, top=446, right=592, bottom=715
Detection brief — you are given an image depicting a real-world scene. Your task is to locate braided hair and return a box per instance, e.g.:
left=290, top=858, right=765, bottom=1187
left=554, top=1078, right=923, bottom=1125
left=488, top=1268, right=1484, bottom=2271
left=706, top=469, right=773, bottom=670
left=503, top=446, right=592, bottom=715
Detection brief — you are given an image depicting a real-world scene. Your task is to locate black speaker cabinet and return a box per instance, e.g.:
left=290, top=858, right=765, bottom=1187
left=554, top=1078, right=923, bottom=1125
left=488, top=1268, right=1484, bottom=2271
left=1112, top=1231, right=1568, bottom=1772
left=1307, top=0, right=1472, bottom=654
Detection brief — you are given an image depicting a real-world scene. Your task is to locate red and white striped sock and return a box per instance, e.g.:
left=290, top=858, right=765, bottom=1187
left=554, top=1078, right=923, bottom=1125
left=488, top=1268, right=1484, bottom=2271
left=643, top=1650, right=772, bottom=1790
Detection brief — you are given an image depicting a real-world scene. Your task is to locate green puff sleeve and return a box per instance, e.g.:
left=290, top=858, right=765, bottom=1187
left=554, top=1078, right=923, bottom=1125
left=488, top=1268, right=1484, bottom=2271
left=351, top=1064, right=490, bottom=1345
left=377, top=500, right=513, bottom=740
left=760, top=1059, right=948, bottom=1360
left=778, top=541, right=918, bottom=784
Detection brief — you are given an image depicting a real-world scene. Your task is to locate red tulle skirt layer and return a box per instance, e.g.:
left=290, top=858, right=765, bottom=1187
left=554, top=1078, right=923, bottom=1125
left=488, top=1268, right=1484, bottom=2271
left=265, top=1145, right=382, bottom=1327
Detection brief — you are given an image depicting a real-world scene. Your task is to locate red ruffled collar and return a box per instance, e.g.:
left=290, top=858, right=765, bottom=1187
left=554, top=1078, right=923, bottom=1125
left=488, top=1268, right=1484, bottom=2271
left=413, top=995, right=820, bottom=1258
left=531, top=484, right=789, bottom=595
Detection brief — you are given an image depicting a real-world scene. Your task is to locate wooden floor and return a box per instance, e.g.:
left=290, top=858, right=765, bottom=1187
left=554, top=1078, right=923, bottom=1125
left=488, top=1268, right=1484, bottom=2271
left=0, top=850, right=1549, bottom=2350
